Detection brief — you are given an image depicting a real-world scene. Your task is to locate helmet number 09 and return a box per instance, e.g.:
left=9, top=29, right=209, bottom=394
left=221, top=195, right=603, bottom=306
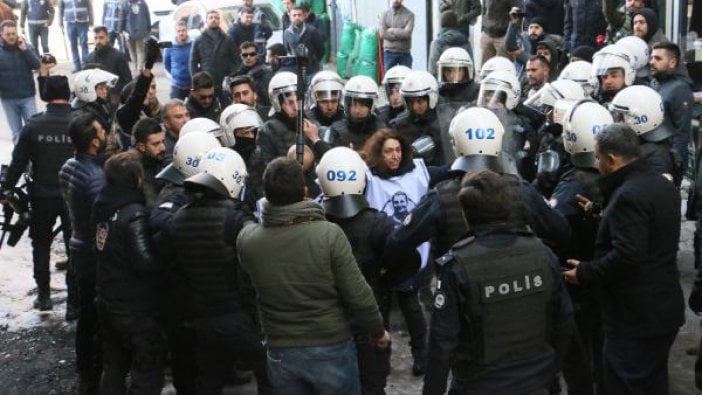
left=326, top=170, right=357, bottom=182
left=465, top=128, right=496, bottom=140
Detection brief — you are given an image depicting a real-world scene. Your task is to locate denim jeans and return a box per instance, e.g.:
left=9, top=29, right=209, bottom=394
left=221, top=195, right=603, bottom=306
left=383, top=50, right=412, bottom=70
left=66, top=22, right=89, bottom=71
left=267, top=339, right=361, bottom=395
left=1, top=96, right=36, bottom=144
left=28, top=24, right=49, bottom=55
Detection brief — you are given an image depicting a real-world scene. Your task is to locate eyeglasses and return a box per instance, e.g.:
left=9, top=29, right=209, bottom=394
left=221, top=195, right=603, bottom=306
left=241, top=52, right=257, bottom=58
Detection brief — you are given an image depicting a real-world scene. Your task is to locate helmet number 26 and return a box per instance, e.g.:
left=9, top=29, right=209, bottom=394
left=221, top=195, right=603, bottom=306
left=465, top=128, right=496, bottom=140
left=327, top=170, right=357, bottom=182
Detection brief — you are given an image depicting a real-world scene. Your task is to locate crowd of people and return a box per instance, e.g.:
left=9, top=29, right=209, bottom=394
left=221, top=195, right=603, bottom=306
left=1, top=0, right=702, bottom=394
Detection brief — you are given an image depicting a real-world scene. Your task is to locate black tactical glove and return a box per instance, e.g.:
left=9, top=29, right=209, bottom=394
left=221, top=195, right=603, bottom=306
left=144, top=37, right=160, bottom=70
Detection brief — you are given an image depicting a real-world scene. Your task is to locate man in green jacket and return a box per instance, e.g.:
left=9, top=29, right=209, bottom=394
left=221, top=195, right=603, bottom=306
left=237, top=158, right=390, bottom=395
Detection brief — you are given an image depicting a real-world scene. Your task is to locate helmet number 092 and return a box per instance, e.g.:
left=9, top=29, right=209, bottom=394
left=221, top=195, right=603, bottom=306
left=326, top=170, right=357, bottom=182
left=465, top=128, right=496, bottom=140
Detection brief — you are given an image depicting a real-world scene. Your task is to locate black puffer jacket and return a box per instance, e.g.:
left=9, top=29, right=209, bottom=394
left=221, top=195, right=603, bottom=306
left=94, top=185, right=164, bottom=314
left=59, top=153, right=106, bottom=247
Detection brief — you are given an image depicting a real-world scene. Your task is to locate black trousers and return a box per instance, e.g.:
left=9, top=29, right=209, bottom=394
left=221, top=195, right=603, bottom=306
left=71, top=246, right=101, bottom=380
left=602, top=331, right=678, bottom=395
left=379, top=289, right=427, bottom=362
left=29, top=197, right=70, bottom=292
left=97, top=304, right=166, bottom=395
left=194, top=312, right=271, bottom=394
left=356, top=338, right=391, bottom=395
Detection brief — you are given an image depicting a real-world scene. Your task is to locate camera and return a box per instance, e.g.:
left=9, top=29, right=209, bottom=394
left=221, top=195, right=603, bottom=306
left=279, top=55, right=298, bottom=68
left=157, top=41, right=173, bottom=49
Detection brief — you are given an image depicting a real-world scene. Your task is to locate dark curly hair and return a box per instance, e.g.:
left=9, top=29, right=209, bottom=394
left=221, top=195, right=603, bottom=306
left=361, top=129, right=414, bottom=172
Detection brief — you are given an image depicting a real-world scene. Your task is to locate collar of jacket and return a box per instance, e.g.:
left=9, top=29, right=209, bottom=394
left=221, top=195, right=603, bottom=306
left=93, top=184, right=145, bottom=221
left=371, top=159, right=416, bottom=179
left=597, top=158, right=647, bottom=200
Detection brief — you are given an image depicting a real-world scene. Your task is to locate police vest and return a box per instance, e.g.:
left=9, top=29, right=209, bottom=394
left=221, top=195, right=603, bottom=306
left=27, top=0, right=51, bottom=25
left=102, top=0, right=122, bottom=29
left=26, top=105, right=75, bottom=198
left=449, top=234, right=555, bottom=367
left=366, top=159, right=431, bottom=269
left=63, top=0, right=89, bottom=23
left=169, top=198, right=250, bottom=318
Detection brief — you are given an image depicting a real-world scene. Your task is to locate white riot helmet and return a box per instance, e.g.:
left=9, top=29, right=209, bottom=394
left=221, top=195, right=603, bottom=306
left=179, top=117, right=226, bottom=144
left=610, top=85, right=671, bottom=142
left=615, top=36, right=650, bottom=71
left=316, top=147, right=369, bottom=218
left=448, top=106, right=506, bottom=172
left=524, top=79, right=586, bottom=113
left=343, top=75, right=379, bottom=119
left=310, top=70, right=344, bottom=105
left=558, top=61, right=597, bottom=96
left=220, top=103, right=263, bottom=147
left=74, top=69, right=118, bottom=102
left=562, top=99, right=614, bottom=169
left=478, top=56, right=517, bottom=81
left=184, top=147, right=248, bottom=199
left=382, top=65, right=411, bottom=102
left=268, top=71, right=298, bottom=114
left=477, top=70, right=522, bottom=110
left=437, top=47, right=475, bottom=84
left=400, top=70, right=439, bottom=110
left=591, top=45, right=635, bottom=86
left=172, top=132, right=222, bottom=178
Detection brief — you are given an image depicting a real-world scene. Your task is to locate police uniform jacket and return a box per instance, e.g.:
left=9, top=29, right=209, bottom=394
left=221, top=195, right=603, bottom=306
left=94, top=184, right=164, bottom=314
left=20, top=0, right=55, bottom=28
left=59, top=152, right=106, bottom=247
left=390, top=109, right=445, bottom=166
left=328, top=115, right=386, bottom=152
left=575, top=159, right=685, bottom=338
left=163, top=195, right=257, bottom=319
left=390, top=171, right=571, bottom=258
left=327, top=207, right=421, bottom=301
left=306, top=106, right=344, bottom=127
left=423, top=225, right=573, bottom=395
left=4, top=103, right=74, bottom=199
left=257, top=113, right=313, bottom=165
left=376, top=104, right=403, bottom=126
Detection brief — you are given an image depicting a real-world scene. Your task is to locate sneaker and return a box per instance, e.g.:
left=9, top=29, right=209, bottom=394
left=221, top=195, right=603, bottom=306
left=65, top=303, right=80, bottom=321
left=33, top=294, right=53, bottom=311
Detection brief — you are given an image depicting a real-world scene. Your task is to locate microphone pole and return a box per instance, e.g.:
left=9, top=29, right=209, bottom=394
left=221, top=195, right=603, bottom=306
left=295, top=43, right=308, bottom=165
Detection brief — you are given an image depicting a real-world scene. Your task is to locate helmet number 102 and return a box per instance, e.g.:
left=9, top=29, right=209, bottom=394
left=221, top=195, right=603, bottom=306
left=465, top=128, right=496, bottom=140
left=327, top=170, right=357, bottom=182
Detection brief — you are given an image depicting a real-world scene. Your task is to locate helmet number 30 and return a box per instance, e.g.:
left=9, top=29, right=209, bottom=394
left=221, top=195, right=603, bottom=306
left=327, top=170, right=357, bottom=182
left=465, top=128, right=496, bottom=140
